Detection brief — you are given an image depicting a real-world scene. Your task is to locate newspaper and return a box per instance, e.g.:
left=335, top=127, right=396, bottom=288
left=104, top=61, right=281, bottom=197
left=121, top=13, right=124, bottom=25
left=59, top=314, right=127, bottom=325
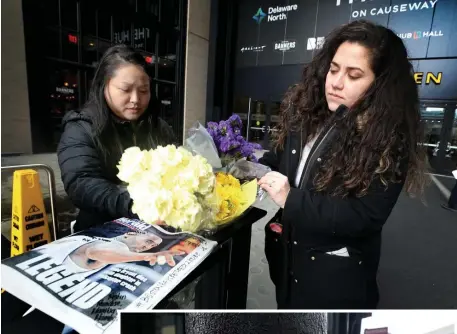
left=1, top=218, right=217, bottom=334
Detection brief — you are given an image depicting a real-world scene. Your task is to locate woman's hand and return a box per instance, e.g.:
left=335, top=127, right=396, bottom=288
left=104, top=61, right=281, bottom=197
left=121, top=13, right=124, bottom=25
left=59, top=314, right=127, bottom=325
left=258, top=171, right=291, bottom=209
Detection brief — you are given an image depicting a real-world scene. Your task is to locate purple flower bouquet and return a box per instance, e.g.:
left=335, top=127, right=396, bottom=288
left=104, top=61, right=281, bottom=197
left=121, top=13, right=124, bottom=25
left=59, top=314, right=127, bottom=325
left=206, top=114, right=262, bottom=168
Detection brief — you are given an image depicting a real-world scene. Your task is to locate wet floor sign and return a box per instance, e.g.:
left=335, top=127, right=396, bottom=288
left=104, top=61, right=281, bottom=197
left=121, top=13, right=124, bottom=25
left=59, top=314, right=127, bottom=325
left=10, top=169, right=51, bottom=257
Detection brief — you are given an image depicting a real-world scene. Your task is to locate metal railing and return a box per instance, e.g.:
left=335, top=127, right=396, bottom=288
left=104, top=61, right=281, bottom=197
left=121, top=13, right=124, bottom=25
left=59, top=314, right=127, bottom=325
left=1, top=164, right=58, bottom=240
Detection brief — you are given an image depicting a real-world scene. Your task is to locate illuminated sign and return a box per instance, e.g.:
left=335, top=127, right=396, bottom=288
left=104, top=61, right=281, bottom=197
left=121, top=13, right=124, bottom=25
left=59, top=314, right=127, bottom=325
left=252, top=4, right=298, bottom=23
left=274, top=40, right=296, bottom=52
left=56, top=87, right=75, bottom=94
left=398, top=30, right=444, bottom=39
left=335, top=0, right=439, bottom=18
left=307, top=37, right=325, bottom=50
left=414, top=72, right=442, bottom=85
left=241, top=45, right=266, bottom=53
left=68, top=34, right=78, bottom=44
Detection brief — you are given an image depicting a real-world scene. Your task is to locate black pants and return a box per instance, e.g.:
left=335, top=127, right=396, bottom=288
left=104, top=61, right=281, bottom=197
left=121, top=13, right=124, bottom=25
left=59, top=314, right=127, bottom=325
left=448, top=181, right=457, bottom=209
left=1, top=292, right=66, bottom=334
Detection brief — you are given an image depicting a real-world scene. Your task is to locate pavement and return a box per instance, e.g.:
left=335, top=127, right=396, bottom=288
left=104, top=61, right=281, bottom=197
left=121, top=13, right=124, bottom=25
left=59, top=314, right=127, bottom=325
left=377, top=175, right=457, bottom=309
left=1, top=152, right=456, bottom=310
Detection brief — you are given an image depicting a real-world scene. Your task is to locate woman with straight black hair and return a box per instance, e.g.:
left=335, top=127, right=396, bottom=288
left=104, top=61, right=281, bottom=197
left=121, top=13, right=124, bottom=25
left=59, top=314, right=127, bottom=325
left=58, top=44, right=177, bottom=232
left=257, top=20, right=428, bottom=309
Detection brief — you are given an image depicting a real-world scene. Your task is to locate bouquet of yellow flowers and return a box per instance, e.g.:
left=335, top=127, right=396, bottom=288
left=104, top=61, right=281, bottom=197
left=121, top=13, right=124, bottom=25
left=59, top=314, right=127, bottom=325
left=117, top=145, right=258, bottom=233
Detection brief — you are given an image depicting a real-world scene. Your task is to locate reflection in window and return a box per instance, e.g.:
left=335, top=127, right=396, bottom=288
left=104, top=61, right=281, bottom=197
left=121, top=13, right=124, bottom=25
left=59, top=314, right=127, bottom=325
left=98, top=39, right=112, bottom=59
left=157, top=58, right=176, bottom=82
left=132, top=23, right=151, bottom=51
left=145, top=26, right=157, bottom=53
left=157, top=83, right=176, bottom=126
left=48, top=65, right=80, bottom=147
left=158, top=32, right=177, bottom=59
left=82, top=36, right=98, bottom=66
left=113, top=17, right=132, bottom=45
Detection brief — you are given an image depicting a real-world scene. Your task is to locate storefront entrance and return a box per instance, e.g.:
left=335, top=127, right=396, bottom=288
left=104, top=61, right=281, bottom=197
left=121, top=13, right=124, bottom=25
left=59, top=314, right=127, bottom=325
left=421, top=100, right=457, bottom=177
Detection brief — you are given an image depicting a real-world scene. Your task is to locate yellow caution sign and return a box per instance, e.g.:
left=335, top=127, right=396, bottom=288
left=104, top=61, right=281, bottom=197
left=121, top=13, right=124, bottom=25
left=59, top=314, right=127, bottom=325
left=10, top=169, right=51, bottom=257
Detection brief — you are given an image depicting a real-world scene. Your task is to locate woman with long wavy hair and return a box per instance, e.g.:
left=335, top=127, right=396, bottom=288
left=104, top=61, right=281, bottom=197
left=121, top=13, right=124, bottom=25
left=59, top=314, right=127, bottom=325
left=257, top=20, right=428, bottom=309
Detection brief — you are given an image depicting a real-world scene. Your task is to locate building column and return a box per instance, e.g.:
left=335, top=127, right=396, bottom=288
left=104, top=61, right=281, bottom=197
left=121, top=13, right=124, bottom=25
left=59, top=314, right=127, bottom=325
left=182, top=0, right=212, bottom=139
left=1, top=0, right=33, bottom=154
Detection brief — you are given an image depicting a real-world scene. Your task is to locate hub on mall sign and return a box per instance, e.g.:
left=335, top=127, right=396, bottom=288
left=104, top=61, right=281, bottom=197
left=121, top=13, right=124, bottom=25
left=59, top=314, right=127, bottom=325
left=253, top=4, right=298, bottom=23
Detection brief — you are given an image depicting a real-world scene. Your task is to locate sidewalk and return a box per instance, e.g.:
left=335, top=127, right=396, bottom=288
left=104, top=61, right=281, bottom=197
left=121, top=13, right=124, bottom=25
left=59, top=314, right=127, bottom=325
left=1, top=153, right=78, bottom=239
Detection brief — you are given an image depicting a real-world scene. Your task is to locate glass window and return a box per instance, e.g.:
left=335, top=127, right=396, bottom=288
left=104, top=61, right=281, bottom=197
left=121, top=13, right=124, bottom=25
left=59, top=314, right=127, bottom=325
left=156, top=82, right=176, bottom=125
left=132, top=22, right=150, bottom=51
left=80, top=1, right=97, bottom=36
left=157, top=58, right=176, bottom=82
left=60, top=0, right=78, bottom=30
left=98, top=10, right=112, bottom=40
left=145, top=27, right=157, bottom=54
left=98, top=39, right=112, bottom=59
left=160, top=0, right=180, bottom=27
left=138, top=0, right=159, bottom=16
left=158, top=32, right=177, bottom=59
left=113, top=16, right=132, bottom=45
left=82, top=36, right=98, bottom=66
left=45, top=28, right=61, bottom=58
left=47, top=63, right=80, bottom=148
left=62, top=30, right=79, bottom=62
left=33, top=0, right=59, bottom=27
left=137, top=51, right=155, bottom=77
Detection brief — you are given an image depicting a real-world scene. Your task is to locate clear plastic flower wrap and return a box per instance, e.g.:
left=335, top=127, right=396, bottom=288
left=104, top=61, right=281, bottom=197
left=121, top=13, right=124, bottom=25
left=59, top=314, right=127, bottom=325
left=227, top=159, right=272, bottom=202
left=184, top=122, right=222, bottom=169
left=182, top=121, right=270, bottom=235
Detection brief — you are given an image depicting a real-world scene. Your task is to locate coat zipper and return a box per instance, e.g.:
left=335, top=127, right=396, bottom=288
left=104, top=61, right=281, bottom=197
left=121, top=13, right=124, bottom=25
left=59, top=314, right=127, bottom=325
left=298, top=124, right=336, bottom=190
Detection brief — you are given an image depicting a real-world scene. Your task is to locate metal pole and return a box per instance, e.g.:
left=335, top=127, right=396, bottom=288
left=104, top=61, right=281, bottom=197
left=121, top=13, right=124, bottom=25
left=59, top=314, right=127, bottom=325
left=246, top=97, right=252, bottom=141
left=1, top=164, right=58, bottom=240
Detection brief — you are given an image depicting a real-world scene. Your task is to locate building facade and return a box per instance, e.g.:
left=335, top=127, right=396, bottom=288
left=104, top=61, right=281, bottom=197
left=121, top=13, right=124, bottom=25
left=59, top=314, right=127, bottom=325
left=228, top=0, right=457, bottom=176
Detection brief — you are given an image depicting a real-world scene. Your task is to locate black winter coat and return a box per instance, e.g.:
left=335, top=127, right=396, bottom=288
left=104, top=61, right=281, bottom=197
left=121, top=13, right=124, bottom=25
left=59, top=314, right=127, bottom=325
left=259, top=107, right=408, bottom=309
left=57, top=109, right=178, bottom=232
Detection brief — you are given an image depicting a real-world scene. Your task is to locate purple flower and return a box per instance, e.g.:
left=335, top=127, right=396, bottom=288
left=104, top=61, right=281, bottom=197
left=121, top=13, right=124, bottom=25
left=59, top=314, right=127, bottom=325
left=206, top=114, right=263, bottom=162
left=228, top=114, right=243, bottom=131
left=220, top=136, right=242, bottom=153
left=207, top=121, right=219, bottom=131
left=218, top=120, right=232, bottom=136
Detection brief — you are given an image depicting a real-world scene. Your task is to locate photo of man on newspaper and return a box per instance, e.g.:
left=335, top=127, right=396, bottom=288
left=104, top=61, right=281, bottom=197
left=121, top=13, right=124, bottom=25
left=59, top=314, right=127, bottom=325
left=41, top=231, right=185, bottom=274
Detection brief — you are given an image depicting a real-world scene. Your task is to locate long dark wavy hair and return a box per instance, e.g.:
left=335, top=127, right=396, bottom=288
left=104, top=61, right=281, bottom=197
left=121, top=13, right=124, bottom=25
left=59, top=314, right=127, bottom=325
left=274, top=20, right=428, bottom=198
left=83, top=44, right=160, bottom=162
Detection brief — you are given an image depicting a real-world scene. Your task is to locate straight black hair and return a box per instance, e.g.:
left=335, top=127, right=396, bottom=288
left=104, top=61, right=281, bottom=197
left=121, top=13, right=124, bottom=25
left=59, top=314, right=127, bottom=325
left=84, top=44, right=159, bottom=162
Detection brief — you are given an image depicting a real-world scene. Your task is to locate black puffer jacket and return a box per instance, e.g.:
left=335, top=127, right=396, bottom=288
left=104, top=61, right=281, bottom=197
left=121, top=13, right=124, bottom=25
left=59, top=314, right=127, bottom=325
left=57, top=108, right=178, bottom=232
